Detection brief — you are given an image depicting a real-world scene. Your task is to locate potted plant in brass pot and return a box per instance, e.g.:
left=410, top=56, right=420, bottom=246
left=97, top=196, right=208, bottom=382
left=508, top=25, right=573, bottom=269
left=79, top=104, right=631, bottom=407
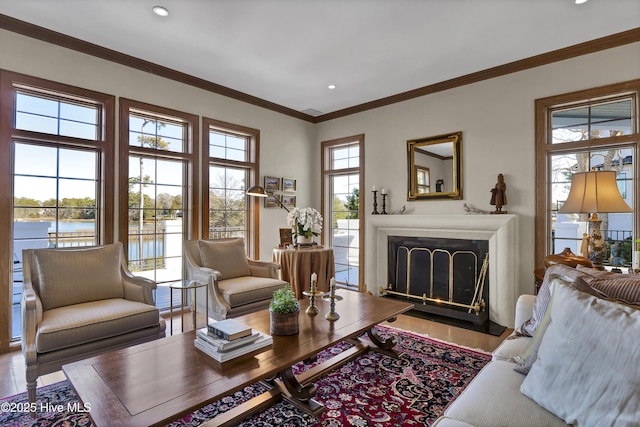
left=269, top=284, right=300, bottom=335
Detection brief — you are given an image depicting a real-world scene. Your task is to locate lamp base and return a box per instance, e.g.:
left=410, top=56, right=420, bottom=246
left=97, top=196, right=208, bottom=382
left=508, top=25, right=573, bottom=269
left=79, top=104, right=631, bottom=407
left=587, top=213, right=606, bottom=269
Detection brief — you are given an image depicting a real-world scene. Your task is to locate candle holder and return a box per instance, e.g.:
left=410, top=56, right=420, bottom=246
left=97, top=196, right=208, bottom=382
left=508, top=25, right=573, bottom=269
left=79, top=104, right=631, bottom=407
left=381, top=193, right=388, bottom=214
left=322, top=292, right=343, bottom=321
left=303, top=287, right=324, bottom=315
left=372, top=190, right=379, bottom=215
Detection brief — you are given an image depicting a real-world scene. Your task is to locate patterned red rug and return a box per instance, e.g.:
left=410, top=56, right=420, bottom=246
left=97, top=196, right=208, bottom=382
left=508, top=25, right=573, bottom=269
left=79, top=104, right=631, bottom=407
left=0, top=326, right=490, bottom=426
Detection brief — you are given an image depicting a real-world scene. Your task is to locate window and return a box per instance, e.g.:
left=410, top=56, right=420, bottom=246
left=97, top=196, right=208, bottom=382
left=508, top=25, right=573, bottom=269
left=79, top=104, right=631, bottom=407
left=416, top=166, right=430, bottom=194
left=203, top=118, right=259, bottom=257
left=120, top=100, right=198, bottom=309
left=322, top=135, right=364, bottom=290
left=0, top=71, right=115, bottom=345
left=535, top=80, right=640, bottom=268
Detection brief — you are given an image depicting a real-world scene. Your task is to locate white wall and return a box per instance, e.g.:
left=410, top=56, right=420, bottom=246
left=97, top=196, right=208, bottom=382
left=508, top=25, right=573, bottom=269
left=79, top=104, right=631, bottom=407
left=316, top=42, right=640, bottom=295
left=0, top=29, right=316, bottom=260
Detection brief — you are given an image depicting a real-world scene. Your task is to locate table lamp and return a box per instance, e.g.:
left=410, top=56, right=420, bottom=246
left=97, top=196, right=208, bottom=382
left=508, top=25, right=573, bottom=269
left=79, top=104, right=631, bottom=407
left=246, top=185, right=290, bottom=212
left=557, top=170, right=632, bottom=269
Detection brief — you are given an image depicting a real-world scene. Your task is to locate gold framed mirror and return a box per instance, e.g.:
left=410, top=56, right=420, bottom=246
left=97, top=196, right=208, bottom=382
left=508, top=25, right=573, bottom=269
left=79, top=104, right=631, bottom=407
left=407, top=131, right=462, bottom=200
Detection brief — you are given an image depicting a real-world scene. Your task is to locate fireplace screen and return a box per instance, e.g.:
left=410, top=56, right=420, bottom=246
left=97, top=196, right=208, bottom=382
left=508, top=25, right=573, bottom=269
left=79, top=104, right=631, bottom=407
left=382, top=236, right=489, bottom=323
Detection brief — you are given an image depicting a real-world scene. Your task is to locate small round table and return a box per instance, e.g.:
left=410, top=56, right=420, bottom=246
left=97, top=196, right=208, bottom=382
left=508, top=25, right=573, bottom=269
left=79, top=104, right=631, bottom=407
left=272, top=246, right=335, bottom=298
left=168, top=280, right=208, bottom=335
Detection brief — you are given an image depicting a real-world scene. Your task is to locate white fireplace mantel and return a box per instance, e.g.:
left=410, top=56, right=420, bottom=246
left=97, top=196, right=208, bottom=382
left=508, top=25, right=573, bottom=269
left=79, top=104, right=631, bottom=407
left=365, top=214, right=518, bottom=328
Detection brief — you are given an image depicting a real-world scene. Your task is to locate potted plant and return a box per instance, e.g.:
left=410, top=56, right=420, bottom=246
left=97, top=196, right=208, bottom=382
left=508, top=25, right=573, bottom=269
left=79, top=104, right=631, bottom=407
left=287, top=207, right=323, bottom=245
left=269, top=284, right=300, bottom=335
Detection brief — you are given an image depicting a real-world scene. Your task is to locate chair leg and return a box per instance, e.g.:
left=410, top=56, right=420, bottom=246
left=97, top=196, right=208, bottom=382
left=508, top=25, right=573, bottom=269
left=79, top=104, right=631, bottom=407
left=26, top=365, right=37, bottom=416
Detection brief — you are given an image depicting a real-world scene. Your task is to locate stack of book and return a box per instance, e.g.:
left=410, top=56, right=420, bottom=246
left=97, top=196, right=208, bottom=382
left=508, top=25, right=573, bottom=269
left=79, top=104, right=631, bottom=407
left=194, top=318, right=272, bottom=362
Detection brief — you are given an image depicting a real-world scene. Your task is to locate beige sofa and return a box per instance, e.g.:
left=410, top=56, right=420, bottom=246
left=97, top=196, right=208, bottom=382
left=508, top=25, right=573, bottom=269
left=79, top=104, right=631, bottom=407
left=434, top=264, right=640, bottom=427
left=22, top=243, right=166, bottom=406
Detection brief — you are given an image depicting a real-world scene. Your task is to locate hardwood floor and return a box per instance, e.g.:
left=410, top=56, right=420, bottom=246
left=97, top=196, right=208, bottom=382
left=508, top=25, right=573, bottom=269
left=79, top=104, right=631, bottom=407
left=0, top=311, right=511, bottom=400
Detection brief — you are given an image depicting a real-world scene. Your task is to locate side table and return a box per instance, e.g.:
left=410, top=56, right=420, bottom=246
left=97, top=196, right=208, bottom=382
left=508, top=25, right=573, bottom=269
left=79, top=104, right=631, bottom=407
left=168, top=280, right=208, bottom=335
left=272, top=246, right=335, bottom=298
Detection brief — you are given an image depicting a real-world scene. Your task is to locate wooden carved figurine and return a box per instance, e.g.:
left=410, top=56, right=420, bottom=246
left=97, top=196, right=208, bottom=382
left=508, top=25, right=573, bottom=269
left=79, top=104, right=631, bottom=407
left=490, top=173, right=508, bottom=214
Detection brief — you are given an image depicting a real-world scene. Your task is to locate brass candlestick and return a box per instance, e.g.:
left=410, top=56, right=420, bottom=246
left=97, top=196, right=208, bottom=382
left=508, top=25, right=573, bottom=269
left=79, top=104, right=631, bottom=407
left=322, top=292, right=343, bottom=321
left=303, top=288, right=323, bottom=315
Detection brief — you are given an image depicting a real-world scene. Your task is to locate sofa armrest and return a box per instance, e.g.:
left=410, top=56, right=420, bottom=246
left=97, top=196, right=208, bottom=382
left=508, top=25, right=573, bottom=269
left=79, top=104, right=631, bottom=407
left=195, top=267, right=232, bottom=319
left=21, top=288, right=40, bottom=364
left=515, top=294, right=536, bottom=329
left=248, top=259, right=280, bottom=279
left=198, top=266, right=221, bottom=279
left=122, top=274, right=156, bottom=305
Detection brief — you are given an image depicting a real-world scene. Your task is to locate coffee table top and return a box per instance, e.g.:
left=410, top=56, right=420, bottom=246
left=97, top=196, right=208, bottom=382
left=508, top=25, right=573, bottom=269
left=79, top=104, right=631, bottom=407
left=63, top=291, right=412, bottom=427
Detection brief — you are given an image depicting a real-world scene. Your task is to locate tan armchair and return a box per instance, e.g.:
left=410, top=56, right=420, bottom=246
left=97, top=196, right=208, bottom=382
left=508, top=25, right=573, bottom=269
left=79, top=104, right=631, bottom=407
left=22, top=243, right=166, bottom=407
left=184, top=238, right=288, bottom=320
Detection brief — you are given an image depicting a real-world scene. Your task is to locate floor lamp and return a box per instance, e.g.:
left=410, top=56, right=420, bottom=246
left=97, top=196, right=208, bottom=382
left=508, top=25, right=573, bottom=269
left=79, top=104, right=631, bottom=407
left=246, top=185, right=290, bottom=212
left=557, top=171, right=632, bottom=269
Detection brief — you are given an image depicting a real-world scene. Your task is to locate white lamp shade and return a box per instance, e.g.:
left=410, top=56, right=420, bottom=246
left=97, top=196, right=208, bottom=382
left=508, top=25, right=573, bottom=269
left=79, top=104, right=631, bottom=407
left=558, top=171, right=632, bottom=214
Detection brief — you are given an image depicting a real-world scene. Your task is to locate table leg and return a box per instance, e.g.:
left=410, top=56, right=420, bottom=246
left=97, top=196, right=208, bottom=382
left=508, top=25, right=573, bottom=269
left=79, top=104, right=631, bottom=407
left=192, top=285, right=197, bottom=330
left=181, top=288, right=185, bottom=333
left=278, top=367, right=324, bottom=415
left=366, top=327, right=395, bottom=350
left=169, top=289, right=174, bottom=336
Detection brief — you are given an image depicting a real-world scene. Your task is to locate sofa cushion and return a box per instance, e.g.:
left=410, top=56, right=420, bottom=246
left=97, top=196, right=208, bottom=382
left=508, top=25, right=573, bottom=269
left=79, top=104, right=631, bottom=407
left=218, top=276, right=288, bottom=308
left=516, top=264, right=607, bottom=337
left=36, top=298, right=160, bottom=353
left=514, top=276, right=603, bottom=375
left=444, top=360, right=566, bottom=427
left=33, top=244, right=125, bottom=311
left=513, top=282, right=554, bottom=374
left=492, top=334, right=531, bottom=362
left=520, top=280, right=640, bottom=426
left=431, top=417, right=476, bottom=427
left=198, top=239, right=251, bottom=280
left=588, top=276, right=640, bottom=305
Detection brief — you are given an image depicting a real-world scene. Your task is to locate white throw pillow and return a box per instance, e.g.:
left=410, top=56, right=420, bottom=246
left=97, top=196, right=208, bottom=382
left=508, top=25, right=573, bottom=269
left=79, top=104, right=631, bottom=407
left=520, top=280, right=640, bottom=427
left=514, top=276, right=603, bottom=375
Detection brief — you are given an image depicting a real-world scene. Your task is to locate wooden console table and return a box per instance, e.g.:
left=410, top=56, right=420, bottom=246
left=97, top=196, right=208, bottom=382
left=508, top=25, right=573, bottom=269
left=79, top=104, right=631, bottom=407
left=272, top=247, right=335, bottom=298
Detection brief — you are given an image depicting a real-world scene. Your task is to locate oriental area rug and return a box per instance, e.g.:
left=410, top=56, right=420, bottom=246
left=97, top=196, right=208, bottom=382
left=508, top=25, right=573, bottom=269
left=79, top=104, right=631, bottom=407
left=0, top=326, right=491, bottom=427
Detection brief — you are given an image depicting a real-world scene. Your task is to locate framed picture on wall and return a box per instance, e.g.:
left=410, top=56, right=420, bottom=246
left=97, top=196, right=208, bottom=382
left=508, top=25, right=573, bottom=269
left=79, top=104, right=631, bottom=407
left=264, top=176, right=280, bottom=191
left=282, top=178, right=296, bottom=192
left=264, top=195, right=278, bottom=208
left=282, top=195, right=296, bottom=209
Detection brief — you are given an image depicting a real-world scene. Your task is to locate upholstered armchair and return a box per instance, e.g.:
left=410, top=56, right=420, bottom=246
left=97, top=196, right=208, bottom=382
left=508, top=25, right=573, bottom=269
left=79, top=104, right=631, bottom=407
left=21, top=243, right=166, bottom=407
left=184, top=238, right=288, bottom=320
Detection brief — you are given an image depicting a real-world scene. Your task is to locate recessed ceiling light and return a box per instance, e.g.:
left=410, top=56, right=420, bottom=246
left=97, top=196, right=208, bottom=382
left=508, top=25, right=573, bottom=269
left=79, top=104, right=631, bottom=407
left=574, top=0, right=588, bottom=4
left=328, top=84, right=336, bottom=90
left=153, top=6, right=169, bottom=16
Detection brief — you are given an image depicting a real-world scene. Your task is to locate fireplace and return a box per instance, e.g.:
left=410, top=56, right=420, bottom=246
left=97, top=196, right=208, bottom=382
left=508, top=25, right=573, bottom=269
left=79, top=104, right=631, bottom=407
left=365, top=214, right=517, bottom=328
left=385, top=236, right=490, bottom=325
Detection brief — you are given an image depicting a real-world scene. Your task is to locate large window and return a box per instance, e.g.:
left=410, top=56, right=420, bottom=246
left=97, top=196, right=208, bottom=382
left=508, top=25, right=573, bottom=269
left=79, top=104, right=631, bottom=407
left=120, top=100, right=198, bottom=309
left=202, top=118, right=260, bottom=257
left=0, top=72, right=114, bottom=345
left=322, top=135, right=364, bottom=290
left=535, top=80, right=640, bottom=268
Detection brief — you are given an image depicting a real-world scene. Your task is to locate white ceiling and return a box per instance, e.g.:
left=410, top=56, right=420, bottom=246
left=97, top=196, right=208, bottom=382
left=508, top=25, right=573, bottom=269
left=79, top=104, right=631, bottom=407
left=1, top=0, right=639, bottom=117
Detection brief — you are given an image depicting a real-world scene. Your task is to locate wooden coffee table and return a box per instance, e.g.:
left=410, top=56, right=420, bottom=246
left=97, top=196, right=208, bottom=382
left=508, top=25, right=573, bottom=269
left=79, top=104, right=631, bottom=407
left=62, top=291, right=412, bottom=427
